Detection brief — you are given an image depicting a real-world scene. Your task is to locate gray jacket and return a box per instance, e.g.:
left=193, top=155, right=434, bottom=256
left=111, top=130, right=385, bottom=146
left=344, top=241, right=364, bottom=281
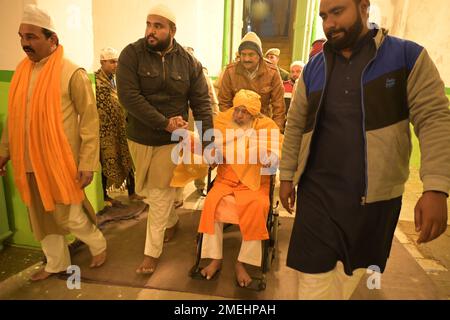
left=280, top=29, right=450, bottom=203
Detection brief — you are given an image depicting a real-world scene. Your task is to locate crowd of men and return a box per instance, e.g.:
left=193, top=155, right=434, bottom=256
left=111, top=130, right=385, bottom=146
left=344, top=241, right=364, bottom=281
left=0, top=0, right=449, bottom=299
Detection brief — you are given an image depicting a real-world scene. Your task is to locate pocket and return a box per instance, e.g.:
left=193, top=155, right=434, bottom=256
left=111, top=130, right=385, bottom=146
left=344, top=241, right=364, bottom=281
left=138, top=68, right=160, bottom=93
left=169, top=71, right=189, bottom=95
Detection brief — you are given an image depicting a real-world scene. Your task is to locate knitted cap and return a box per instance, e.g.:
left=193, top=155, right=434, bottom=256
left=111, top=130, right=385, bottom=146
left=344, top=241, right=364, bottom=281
left=238, top=32, right=263, bottom=57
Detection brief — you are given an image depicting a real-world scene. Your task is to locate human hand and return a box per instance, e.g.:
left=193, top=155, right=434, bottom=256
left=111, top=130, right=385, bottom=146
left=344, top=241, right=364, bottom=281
left=165, top=116, right=188, bottom=133
left=209, top=162, right=218, bottom=170
left=415, top=191, right=448, bottom=244
left=76, top=171, right=94, bottom=189
left=279, top=180, right=296, bottom=214
left=261, top=152, right=279, bottom=169
left=0, top=156, right=9, bottom=176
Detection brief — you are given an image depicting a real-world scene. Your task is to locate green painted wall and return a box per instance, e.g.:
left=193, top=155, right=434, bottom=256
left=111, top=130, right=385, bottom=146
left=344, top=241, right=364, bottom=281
left=222, top=0, right=232, bottom=68
left=0, top=70, right=104, bottom=248
left=292, top=0, right=316, bottom=62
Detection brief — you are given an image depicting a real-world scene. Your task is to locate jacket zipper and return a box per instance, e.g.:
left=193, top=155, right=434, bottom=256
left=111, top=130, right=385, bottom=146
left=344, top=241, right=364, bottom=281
left=360, top=47, right=379, bottom=206
left=303, top=54, right=329, bottom=175
left=161, top=55, right=166, bottom=82
left=314, top=54, right=328, bottom=132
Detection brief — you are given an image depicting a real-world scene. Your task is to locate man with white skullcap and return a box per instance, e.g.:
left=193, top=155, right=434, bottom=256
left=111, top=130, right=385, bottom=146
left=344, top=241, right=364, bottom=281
left=95, top=48, right=143, bottom=207
left=116, top=3, right=213, bottom=275
left=0, top=4, right=106, bottom=281
left=218, top=32, right=286, bottom=131
left=283, top=60, right=305, bottom=114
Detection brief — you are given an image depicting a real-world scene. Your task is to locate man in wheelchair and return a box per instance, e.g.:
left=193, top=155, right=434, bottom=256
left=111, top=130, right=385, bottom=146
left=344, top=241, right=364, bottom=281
left=196, top=89, right=282, bottom=287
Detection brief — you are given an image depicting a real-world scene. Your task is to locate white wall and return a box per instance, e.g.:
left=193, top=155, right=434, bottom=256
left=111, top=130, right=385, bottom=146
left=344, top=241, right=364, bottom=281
left=0, top=0, right=32, bottom=70
left=0, top=0, right=95, bottom=71
left=399, top=0, right=450, bottom=86
left=92, top=0, right=224, bottom=76
left=231, top=0, right=245, bottom=62
left=311, top=0, right=450, bottom=86
left=370, top=0, right=450, bottom=86
left=0, top=0, right=225, bottom=76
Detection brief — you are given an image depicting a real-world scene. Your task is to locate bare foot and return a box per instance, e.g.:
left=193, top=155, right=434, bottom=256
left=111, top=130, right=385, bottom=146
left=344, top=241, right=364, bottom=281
left=200, top=259, right=222, bottom=280
left=136, top=256, right=158, bottom=275
left=164, top=221, right=179, bottom=243
left=196, top=188, right=206, bottom=197
left=235, top=261, right=252, bottom=287
left=90, top=250, right=107, bottom=268
left=30, top=268, right=54, bottom=282
left=104, top=197, right=123, bottom=208
left=174, top=201, right=183, bottom=209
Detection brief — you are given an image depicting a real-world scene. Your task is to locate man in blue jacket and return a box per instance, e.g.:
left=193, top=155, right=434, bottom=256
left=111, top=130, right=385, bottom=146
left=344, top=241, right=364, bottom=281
left=280, top=0, right=450, bottom=299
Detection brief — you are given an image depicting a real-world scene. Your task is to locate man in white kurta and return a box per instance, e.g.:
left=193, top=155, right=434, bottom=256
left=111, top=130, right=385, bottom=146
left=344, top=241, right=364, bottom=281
left=0, top=5, right=106, bottom=281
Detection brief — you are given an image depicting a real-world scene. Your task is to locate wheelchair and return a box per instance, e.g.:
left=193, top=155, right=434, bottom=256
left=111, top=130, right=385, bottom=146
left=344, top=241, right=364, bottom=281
left=189, top=167, right=280, bottom=291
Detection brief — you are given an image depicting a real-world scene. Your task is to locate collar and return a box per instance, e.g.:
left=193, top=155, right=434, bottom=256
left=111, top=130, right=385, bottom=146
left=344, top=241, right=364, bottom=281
left=33, top=54, right=51, bottom=67
left=246, top=63, right=260, bottom=79
left=146, top=38, right=178, bottom=56
left=323, top=24, right=388, bottom=56
left=236, top=61, right=265, bottom=79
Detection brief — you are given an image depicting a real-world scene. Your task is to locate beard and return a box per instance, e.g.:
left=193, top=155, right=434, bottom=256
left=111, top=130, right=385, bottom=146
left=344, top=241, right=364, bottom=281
left=147, top=34, right=172, bottom=52
left=326, top=12, right=364, bottom=51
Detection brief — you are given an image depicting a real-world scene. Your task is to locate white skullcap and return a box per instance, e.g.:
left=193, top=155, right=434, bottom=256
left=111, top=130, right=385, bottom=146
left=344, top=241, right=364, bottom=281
left=100, top=47, right=119, bottom=61
left=290, top=60, right=305, bottom=69
left=148, top=4, right=176, bottom=25
left=21, top=4, right=56, bottom=33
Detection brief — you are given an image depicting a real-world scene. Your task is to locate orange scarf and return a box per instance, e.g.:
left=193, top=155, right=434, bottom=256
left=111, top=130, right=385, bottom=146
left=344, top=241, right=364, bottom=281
left=8, top=46, right=84, bottom=211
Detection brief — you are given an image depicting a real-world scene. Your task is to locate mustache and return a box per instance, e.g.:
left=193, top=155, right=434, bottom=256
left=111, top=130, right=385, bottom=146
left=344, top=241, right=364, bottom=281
left=23, top=46, right=35, bottom=53
left=326, top=28, right=346, bottom=38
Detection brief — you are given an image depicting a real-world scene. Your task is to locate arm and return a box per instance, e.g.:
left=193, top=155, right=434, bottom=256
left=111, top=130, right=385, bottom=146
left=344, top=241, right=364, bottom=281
left=70, top=69, right=99, bottom=188
left=189, top=61, right=213, bottom=135
left=214, top=69, right=224, bottom=100
left=205, top=74, right=219, bottom=117
left=408, top=48, right=450, bottom=243
left=218, top=68, right=234, bottom=112
left=270, top=71, right=286, bottom=131
left=71, top=69, right=99, bottom=173
left=408, top=48, right=450, bottom=194
left=279, top=75, right=309, bottom=213
left=279, top=75, right=309, bottom=182
left=116, top=45, right=169, bottom=130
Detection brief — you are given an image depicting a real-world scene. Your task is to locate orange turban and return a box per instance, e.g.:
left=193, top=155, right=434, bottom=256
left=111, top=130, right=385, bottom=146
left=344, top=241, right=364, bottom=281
left=232, top=89, right=261, bottom=116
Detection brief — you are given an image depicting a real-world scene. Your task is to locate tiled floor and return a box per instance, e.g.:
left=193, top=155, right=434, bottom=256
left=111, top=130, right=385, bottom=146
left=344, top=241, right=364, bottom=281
left=1, top=174, right=449, bottom=300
